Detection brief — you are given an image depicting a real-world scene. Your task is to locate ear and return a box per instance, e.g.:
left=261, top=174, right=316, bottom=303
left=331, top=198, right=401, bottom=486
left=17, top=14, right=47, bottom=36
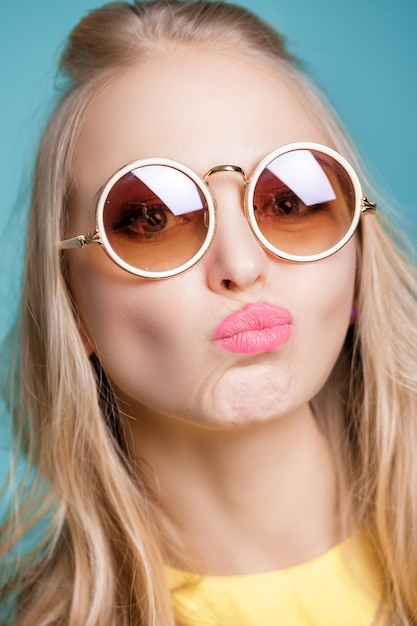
left=78, top=322, right=95, bottom=357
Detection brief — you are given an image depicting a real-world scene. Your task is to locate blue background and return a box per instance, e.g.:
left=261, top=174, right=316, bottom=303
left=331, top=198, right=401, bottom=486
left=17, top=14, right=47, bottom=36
left=0, top=0, right=416, bottom=340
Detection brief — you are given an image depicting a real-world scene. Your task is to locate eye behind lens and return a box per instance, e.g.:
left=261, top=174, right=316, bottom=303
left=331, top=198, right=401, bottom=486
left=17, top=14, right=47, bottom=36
left=98, top=161, right=216, bottom=276
left=248, top=146, right=358, bottom=260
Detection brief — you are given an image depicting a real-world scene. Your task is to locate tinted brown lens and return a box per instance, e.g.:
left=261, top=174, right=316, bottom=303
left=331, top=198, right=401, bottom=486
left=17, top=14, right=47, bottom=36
left=103, top=164, right=209, bottom=272
left=253, top=149, right=355, bottom=256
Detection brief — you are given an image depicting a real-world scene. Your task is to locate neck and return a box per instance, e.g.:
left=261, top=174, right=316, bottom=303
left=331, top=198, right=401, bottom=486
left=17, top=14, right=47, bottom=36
left=126, top=404, right=340, bottom=575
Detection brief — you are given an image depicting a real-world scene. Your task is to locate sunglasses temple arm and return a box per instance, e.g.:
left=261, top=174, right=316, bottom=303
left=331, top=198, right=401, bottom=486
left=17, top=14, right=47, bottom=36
left=59, top=231, right=102, bottom=250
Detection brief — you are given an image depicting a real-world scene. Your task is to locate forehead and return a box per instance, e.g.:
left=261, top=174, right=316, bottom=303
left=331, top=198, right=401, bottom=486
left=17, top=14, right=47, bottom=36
left=72, top=49, right=331, bottom=195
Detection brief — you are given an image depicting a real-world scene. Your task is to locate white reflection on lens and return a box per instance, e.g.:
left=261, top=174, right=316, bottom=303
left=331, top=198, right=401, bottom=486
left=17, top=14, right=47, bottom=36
left=266, top=151, right=336, bottom=206
left=132, top=165, right=204, bottom=216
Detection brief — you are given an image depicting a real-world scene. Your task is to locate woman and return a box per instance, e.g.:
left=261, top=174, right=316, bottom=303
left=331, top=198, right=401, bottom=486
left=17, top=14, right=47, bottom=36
left=1, top=1, right=417, bottom=624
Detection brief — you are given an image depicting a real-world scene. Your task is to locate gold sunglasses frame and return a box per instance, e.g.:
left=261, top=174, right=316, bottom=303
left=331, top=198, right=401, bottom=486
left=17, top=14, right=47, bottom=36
left=59, top=142, right=376, bottom=279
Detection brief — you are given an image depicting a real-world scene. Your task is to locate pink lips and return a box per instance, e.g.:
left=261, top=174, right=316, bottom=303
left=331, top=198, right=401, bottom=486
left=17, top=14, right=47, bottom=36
left=214, top=302, right=293, bottom=354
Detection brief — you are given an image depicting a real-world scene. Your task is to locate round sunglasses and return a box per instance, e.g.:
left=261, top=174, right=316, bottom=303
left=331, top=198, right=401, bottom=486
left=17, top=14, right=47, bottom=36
left=59, top=142, right=376, bottom=279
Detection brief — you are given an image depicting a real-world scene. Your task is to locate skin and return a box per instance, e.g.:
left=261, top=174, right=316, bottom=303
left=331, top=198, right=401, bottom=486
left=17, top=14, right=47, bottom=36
left=67, top=48, right=357, bottom=574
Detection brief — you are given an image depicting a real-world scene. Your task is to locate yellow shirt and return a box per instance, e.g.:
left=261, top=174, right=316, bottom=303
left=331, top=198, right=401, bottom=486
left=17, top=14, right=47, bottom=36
left=168, top=536, right=383, bottom=626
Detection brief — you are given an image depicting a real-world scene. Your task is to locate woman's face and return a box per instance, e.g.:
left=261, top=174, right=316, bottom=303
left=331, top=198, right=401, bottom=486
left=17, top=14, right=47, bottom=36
left=67, top=49, right=356, bottom=429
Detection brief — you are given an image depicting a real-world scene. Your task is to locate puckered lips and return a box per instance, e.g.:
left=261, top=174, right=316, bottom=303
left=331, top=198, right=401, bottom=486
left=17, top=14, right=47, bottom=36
left=213, top=301, right=293, bottom=354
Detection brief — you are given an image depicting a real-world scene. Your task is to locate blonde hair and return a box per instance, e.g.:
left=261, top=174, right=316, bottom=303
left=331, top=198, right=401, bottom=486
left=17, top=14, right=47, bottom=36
left=2, top=1, right=417, bottom=624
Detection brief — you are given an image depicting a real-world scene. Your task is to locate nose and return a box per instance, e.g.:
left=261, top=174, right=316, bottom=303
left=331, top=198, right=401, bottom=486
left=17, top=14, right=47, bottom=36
left=203, top=172, right=271, bottom=293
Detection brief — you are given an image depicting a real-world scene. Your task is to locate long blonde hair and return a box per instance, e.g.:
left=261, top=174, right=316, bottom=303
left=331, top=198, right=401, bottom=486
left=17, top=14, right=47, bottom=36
left=2, top=1, right=417, bottom=624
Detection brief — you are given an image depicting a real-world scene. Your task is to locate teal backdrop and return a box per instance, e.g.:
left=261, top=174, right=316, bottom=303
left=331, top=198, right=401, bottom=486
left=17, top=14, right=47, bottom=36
left=0, top=0, right=416, bottom=340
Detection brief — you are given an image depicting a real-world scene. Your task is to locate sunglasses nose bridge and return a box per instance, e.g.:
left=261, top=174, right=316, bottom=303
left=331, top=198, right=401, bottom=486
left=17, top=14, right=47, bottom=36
left=203, top=164, right=249, bottom=187
left=202, top=164, right=250, bottom=226
left=201, top=166, right=266, bottom=260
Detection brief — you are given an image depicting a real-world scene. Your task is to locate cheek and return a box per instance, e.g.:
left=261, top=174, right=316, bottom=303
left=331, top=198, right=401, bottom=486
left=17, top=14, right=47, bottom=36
left=68, top=258, right=212, bottom=421
left=70, top=264, right=160, bottom=349
left=288, top=242, right=357, bottom=381
left=67, top=246, right=195, bottom=373
left=66, top=246, right=139, bottom=355
left=313, top=244, right=356, bottom=322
